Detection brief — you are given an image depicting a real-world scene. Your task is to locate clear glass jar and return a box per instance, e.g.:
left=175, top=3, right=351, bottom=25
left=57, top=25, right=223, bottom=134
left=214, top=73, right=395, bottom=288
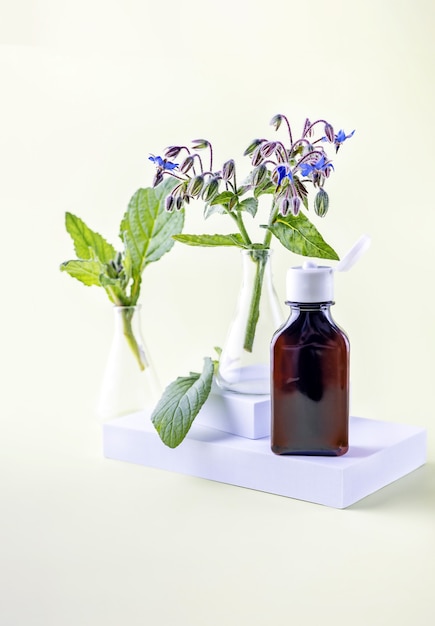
left=217, top=249, right=284, bottom=395
left=97, top=305, right=161, bottom=421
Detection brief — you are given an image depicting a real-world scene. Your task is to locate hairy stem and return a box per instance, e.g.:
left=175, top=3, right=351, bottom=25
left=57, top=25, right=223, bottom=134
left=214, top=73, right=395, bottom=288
left=262, top=200, right=280, bottom=248
left=120, top=307, right=147, bottom=371
left=243, top=250, right=268, bottom=352
left=235, top=212, right=252, bottom=246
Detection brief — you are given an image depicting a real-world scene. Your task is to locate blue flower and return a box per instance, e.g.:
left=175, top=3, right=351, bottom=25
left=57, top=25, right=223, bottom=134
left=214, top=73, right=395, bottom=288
left=334, top=129, right=355, bottom=151
left=275, top=164, right=293, bottom=186
left=299, top=155, right=333, bottom=177
left=299, top=161, right=315, bottom=177
left=149, top=155, right=178, bottom=170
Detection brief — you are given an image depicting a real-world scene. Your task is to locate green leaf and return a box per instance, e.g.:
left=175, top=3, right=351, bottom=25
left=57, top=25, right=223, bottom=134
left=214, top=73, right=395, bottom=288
left=203, top=202, right=225, bottom=220
left=238, top=197, right=258, bottom=218
left=65, top=213, right=116, bottom=263
left=210, top=191, right=236, bottom=206
left=120, top=178, right=184, bottom=273
left=254, top=180, right=275, bottom=198
left=268, top=212, right=339, bottom=260
left=176, top=233, right=247, bottom=247
left=60, top=260, right=103, bottom=286
left=172, top=233, right=245, bottom=247
left=120, top=178, right=184, bottom=302
left=99, top=272, right=129, bottom=305
left=151, top=357, right=214, bottom=448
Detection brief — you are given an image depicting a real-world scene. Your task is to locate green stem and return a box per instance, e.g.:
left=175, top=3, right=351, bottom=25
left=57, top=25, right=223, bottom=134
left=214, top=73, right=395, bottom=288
left=263, top=200, right=280, bottom=248
left=243, top=250, right=268, bottom=353
left=231, top=210, right=252, bottom=246
left=120, top=307, right=147, bottom=371
left=243, top=201, right=280, bottom=352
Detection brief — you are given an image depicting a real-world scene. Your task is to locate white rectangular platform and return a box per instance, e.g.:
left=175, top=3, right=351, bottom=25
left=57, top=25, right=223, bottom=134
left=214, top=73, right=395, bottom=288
left=195, top=385, right=270, bottom=439
left=103, top=412, right=427, bottom=509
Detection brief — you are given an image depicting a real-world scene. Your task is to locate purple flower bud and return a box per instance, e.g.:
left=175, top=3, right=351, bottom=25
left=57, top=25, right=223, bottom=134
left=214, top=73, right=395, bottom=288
left=165, top=195, right=175, bottom=212
left=270, top=114, right=283, bottom=131
left=251, top=145, right=264, bottom=166
left=279, top=197, right=290, bottom=216
left=180, top=155, right=195, bottom=174
left=252, top=163, right=268, bottom=186
left=323, top=164, right=334, bottom=178
left=314, top=188, right=329, bottom=217
left=187, top=175, right=205, bottom=197
left=303, top=118, right=312, bottom=136
left=324, top=123, right=335, bottom=143
left=165, top=145, right=183, bottom=159
left=222, top=159, right=235, bottom=181
left=191, top=139, right=209, bottom=150
left=260, top=141, right=277, bottom=158
left=176, top=196, right=184, bottom=211
left=291, top=195, right=301, bottom=216
left=202, top=177, right=220, bottom=202
left=243, top=138, right=265, bottom=156
left=153, top=171, right=164, bottom=187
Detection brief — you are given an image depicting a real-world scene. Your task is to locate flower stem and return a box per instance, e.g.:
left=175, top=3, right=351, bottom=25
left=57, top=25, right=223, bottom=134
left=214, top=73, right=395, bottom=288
left=120, top=307, right=147, bottom=371
left=263, top=200, right=280, bottom=248
left=235, top=212, right=252, bottom=246
left=243, top=250, right=268, bottom=353
left=242, top=199, right=281, bottom=351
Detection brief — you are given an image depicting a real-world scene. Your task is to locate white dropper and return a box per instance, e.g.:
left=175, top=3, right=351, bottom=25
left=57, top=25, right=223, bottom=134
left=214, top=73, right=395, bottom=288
left=288, top=235, right=371, bottom=302
left=334, top=234, right=371, bottom=272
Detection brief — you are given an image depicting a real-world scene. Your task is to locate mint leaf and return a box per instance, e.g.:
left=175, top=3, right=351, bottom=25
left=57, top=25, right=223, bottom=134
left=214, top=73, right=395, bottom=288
left=268, top=212, right=339, bottom=260
left=60, top=260, right=102, bottom=286
left=65, top=213, right=116, bottom=263
left=151, top=357, right=214, bottom=448
left=172, top=233, right=245, bottom=247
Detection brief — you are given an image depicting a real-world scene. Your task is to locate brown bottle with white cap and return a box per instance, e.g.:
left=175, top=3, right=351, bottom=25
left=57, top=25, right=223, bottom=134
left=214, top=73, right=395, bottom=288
left=271, top=261, right=350, bottom=456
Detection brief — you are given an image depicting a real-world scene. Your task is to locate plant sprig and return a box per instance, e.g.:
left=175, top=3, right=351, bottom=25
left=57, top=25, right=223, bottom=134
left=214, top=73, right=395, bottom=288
left=60, top=178, right=184, bottom=370
left=149, top=114, right=354, bottom=261
left=143, top=115, right=355, bottom=449
left=61, top=178, right=183, bottom=307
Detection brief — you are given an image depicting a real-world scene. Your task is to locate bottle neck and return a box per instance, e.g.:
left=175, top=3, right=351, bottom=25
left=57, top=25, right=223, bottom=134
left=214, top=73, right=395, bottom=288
left=286, top=301, right=334, bottom=312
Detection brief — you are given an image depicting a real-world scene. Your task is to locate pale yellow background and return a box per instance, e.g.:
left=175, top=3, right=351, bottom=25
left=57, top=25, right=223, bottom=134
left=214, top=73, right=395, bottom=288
left=1, top=1, right=434, bottom=624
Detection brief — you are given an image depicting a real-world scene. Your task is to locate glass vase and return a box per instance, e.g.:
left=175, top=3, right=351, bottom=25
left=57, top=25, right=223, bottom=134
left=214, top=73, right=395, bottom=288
left=217, top=249, right=284, bottom=395
left=97, top=305, right=161, bottom=421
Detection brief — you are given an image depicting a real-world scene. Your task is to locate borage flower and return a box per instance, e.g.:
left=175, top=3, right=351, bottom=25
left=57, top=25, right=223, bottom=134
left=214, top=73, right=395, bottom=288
left=274, top=164, right=293, bottom=186
left=333, top=129, right=355, bottom=152
left=299, top=154, right=334, bottom=178
left=149, top=155, right=179, bottom=171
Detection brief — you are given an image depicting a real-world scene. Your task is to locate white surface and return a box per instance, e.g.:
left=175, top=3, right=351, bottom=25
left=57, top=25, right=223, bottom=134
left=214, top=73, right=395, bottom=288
left=2, top=2, right=435, bottom=625
left=103, top=413, right=427, bottom=508
left=195, top=385, right=271, bottom=438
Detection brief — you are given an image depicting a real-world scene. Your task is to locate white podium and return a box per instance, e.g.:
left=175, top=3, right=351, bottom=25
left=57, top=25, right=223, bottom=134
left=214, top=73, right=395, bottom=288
left=102, top=391, right=426, bottom=509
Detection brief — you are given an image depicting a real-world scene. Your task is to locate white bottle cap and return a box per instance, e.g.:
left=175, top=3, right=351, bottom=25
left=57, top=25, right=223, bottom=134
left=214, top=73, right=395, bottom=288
left=285, top=234, right=371, bottom=303
left=286, top=263, right=334, bottom=303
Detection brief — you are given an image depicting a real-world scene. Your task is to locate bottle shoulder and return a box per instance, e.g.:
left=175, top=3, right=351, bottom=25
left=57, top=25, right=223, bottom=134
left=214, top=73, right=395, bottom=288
left=272, top=308, right=349, bottom=348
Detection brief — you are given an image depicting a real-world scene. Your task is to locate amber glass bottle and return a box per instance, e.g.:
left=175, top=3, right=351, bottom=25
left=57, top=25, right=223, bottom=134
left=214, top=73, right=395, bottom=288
left=271, top=265, right=349, bottom=456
